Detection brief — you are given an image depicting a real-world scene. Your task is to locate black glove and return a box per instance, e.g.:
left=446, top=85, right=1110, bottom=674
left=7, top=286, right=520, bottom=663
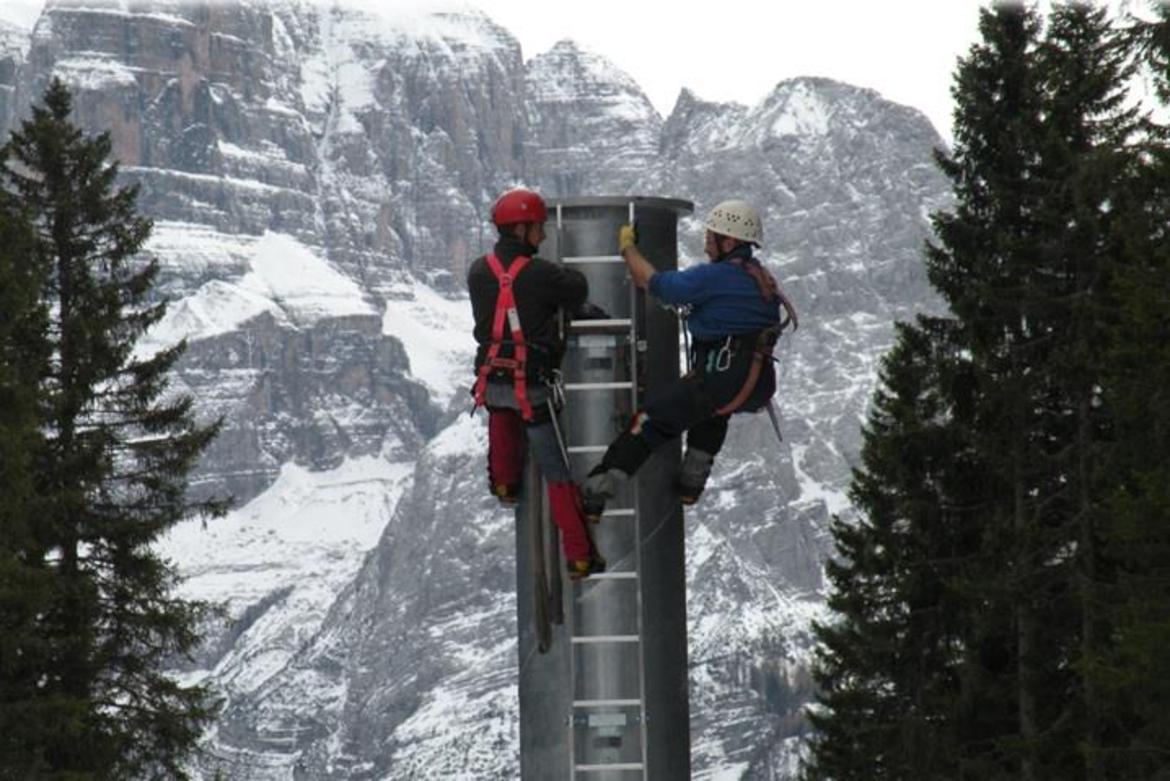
left=572, top=301, right=611, bottom=320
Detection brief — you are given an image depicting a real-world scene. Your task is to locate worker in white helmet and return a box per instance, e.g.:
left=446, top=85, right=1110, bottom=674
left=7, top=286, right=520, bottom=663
left=582, top=199, right=798, bottom=520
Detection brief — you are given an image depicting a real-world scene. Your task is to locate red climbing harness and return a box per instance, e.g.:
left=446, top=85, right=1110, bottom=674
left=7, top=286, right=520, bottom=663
left=472, top=253, right=535, bottom=420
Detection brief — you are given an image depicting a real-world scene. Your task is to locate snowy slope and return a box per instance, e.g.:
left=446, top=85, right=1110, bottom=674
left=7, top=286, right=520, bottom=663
left=159, top=456, right=414, bottom=696
left=381, top=276, right=476, bottom=409
left=139, top=230, right=375, bottom=357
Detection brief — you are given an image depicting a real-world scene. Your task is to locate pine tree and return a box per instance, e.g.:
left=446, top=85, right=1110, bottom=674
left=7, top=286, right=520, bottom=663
left=803, top=320, right=986, bottom=781
left=805, top=8, right=1050, bottom=780
left=0, top=79, right=226, bottom=779
left=1087, top=6, right=1170, bottom=776
left=1025, top=7, right=1143, bottom=777
left=1091, top=155, right=1170, bottom=778
left=927, top=11, right=1052, bottom=772
left=1094, top=162, right=1170, bottom=776
left=805, top=5, right=1155, bottom=779
left=0, top=147, right=58, bottom=776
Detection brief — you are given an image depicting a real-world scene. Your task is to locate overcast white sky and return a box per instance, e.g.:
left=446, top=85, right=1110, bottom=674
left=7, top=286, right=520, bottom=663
left=3, top=1, right=1155, bottom=143
left=481, top=0, right=990, bottom=142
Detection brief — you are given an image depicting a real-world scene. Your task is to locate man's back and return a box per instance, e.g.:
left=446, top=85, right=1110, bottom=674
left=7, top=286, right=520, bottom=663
left=468, top=234, right=587, bottom=374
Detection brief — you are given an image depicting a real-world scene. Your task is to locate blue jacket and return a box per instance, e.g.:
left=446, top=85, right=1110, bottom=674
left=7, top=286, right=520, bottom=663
left=648, top=247, right=781, bottom=340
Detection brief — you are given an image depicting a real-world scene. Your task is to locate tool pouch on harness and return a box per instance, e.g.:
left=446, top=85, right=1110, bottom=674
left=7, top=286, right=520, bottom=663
left=472, top=253, right=537, bottom=420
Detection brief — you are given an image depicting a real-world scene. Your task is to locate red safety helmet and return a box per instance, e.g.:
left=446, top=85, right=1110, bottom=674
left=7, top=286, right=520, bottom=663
left=491, top=188, right=548, bottom=227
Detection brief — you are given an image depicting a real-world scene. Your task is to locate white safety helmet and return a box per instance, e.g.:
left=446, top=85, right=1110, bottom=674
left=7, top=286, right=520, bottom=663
left=704, top=199, right=763, bottom=246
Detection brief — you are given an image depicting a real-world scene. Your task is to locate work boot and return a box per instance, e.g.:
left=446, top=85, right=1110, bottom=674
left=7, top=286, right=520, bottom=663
left=491, top=481, right=521, bottom=506
left=581, top=466, right=629, bottom=523
left=567, top=549, right=607, bottom=581
left=568, top=520, right=606, bottom=581
left=678, top=448, right=715, bottom=506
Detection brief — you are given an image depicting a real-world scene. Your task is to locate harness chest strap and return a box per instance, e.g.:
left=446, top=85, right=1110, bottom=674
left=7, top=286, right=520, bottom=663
left=473, top=253, right=535, bottom=420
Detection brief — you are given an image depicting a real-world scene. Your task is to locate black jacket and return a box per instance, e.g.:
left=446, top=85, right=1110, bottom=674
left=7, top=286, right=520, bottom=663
left=468, top=235, right=587, bottom=378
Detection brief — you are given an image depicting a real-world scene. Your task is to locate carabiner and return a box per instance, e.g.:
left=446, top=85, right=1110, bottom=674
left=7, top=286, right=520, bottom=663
left=546, top=368, right=566, bottom=411
left=714, top=337, right=733, bottom=372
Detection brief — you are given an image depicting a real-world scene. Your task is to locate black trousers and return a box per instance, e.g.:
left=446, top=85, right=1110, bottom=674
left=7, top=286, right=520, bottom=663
left=598, top=335, right=775, bottom=476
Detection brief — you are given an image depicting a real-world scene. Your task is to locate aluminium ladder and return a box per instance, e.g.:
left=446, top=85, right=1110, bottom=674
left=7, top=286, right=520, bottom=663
left=556, top=202, right=650, bottom=779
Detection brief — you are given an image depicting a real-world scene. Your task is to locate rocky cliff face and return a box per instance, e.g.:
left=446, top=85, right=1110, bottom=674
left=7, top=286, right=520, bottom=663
left=275, top=0, right=527, bottom=293
left=0, top=19, right=25, bottom=131
left=3, top=2, right=950, bottom=778
left=525, top=38, right=662, bottom=196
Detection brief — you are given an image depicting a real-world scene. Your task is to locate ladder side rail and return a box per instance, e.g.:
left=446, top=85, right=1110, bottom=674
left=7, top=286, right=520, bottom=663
left=628, top=200, right=650, bottom=780
left=556, top=200, right=580, bottom=781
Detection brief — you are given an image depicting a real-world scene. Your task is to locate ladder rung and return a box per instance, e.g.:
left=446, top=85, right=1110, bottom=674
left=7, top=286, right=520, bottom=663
left=564, top=382, right=633, bottom=391
left=576, top=764, right=645, bottom=773
left=567, top=445, right=608, bottom=454
left=563, top=255, right=624, bottom=265
left=570, top=318, right=633, bottom=330
left=579, top=571, right=638, bottom=581
left=573, top=699, right=642, bottom=708
left=572, top=635, right=639, bottom=645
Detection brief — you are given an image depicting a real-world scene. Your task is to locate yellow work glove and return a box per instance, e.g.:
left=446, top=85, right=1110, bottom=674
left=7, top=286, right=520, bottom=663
left=618, top=223, right=637, bottom=253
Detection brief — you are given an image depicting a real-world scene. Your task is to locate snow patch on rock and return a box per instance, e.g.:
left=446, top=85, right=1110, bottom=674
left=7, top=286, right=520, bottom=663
left=160, top=455, right=414, bottom=693
left=426, top=408, right=487, bottom=460
left=141, top=231, right=374, bottom=355
left=52, top=55, right=138, bottom=90
left=766, top=80, right=833, bottom=138
left=242, top=231, right=374, bottom=322
left=382, top=278, right=475, bottom=406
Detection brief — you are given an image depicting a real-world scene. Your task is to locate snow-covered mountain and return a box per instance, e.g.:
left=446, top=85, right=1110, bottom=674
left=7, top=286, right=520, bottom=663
left=2, top=1, right=950, bottom=778
left=525, top=38, right=661, bottom=195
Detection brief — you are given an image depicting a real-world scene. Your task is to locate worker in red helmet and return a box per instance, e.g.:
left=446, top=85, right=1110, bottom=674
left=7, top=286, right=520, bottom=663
left=468, top=187, right=606, bottom=581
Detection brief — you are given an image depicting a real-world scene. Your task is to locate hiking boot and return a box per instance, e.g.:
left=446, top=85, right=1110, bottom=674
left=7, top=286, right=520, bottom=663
left=568, top=551, right=607, bottom=581
left=679, top=483, right=704, bottom=506
left=581, top=493, right=605, bottom=524
left=678, top=448, right=715, bottom=507
left=491, top=482, right=521, bottom=505
left=581, top=467, right=628, bottom=523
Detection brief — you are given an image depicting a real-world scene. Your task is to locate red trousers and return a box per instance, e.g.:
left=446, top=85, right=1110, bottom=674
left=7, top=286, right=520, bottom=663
left=488, top=409, right=592, bottom=561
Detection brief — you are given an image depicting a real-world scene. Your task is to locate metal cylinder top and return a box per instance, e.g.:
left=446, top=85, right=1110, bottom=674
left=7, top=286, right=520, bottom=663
left=547, top=195, right=694, bottom=215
